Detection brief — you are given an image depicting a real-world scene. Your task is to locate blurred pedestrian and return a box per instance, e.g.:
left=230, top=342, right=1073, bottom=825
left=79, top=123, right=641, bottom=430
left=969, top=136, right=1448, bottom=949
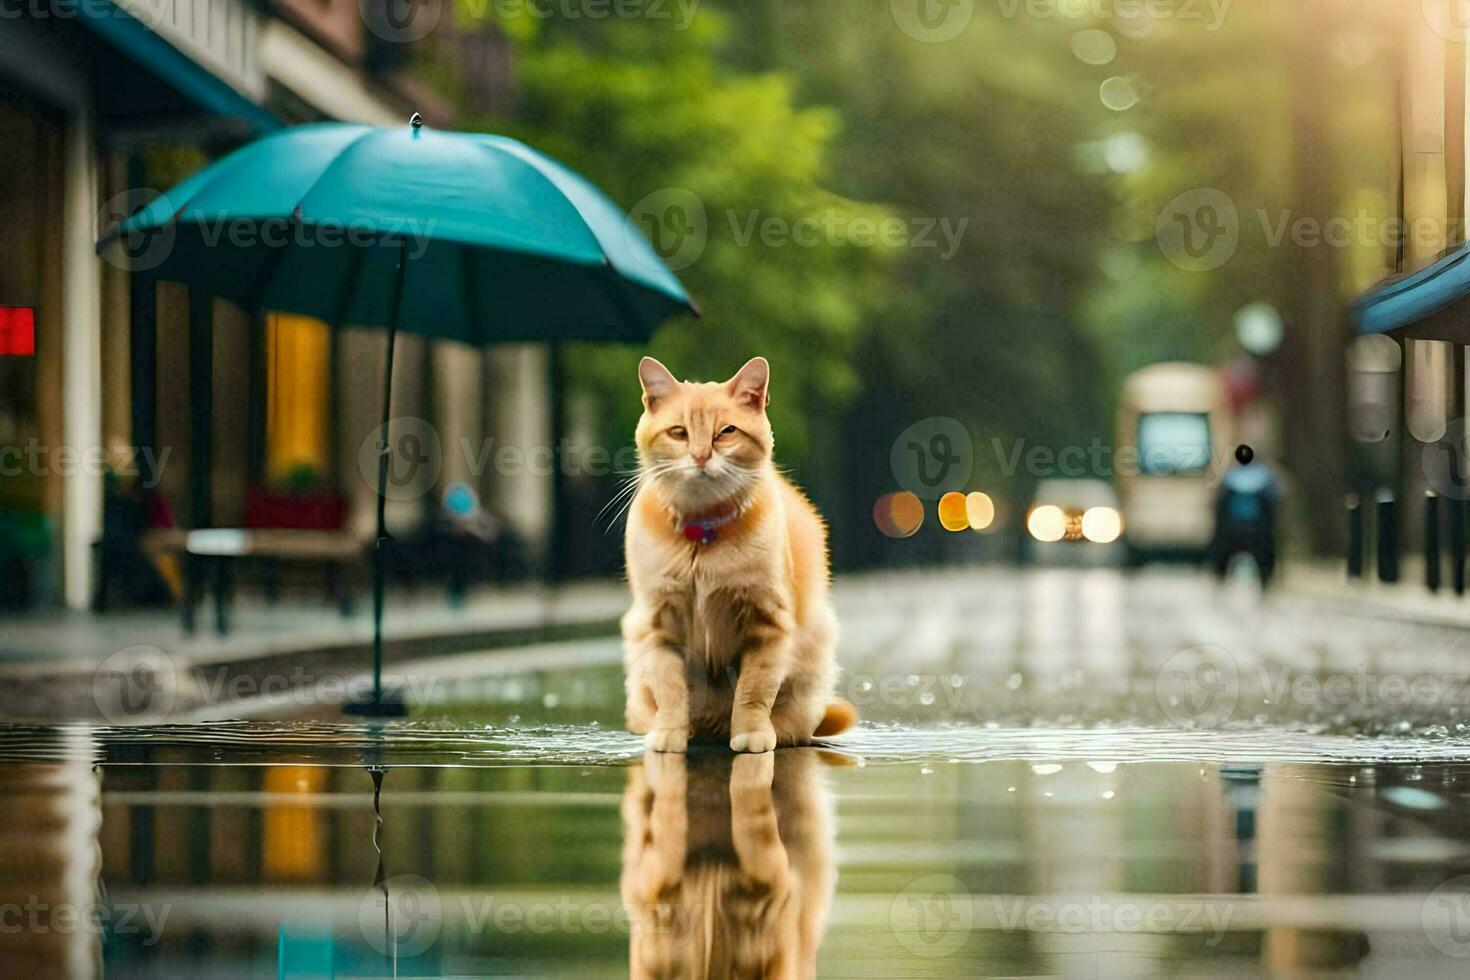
left=1211, top=445, right=1280, bottom=585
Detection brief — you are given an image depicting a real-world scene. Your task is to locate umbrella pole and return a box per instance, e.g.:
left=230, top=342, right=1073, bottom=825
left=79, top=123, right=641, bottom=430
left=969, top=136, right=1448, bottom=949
left=350, top=242, right=409, bottom=717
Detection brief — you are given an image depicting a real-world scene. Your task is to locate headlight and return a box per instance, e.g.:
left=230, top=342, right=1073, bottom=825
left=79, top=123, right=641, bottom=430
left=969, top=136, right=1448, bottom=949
left=966, top=491, right=995, bottom=531
left=1081, top=506, right=1123, bottom=544
left=1027, top=504, right=1067, bottom=543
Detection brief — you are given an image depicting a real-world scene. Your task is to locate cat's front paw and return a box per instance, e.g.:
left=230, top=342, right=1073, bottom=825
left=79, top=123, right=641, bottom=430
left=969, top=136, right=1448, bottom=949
left=645, top=725, right=688, bottom=753
left=729, top=723, right=777, bottom=754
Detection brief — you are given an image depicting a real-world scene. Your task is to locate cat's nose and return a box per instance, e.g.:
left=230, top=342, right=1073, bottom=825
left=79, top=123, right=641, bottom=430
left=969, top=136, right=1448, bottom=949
left=691, top=449, right=712, bottom=467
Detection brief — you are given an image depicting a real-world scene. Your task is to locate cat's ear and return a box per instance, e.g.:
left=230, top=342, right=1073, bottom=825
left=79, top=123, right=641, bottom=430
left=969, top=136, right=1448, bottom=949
left=638, top=357, right=677, bottom=408
left=728, top=357, right=769, bottom=410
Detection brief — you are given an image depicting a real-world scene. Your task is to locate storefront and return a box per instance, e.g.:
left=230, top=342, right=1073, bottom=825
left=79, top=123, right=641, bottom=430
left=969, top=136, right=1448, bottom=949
left=0, top=0, right=546, bottom=613
left=0, top=0, right=279, bottom=609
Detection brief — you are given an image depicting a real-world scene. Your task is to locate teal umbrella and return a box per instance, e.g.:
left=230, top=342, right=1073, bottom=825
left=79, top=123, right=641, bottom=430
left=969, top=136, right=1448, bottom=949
left=101, top=115, right=696, bottom=714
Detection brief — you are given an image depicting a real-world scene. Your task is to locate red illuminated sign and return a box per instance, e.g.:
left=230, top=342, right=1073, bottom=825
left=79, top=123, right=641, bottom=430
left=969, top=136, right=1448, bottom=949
left=0, top=307, right=35, bottom=356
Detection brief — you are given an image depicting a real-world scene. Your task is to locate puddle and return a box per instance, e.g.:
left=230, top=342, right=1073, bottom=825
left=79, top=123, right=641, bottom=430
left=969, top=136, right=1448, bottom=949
left=2, top=749, right=1470, bottom=977
left=4, top=638, right=1470, bottom=975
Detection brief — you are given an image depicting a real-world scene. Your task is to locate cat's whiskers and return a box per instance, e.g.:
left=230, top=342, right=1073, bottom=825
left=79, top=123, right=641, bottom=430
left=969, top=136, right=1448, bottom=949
left=598, top=460, right=685, bottom=532
left=594, top=478, right=643, bottom=531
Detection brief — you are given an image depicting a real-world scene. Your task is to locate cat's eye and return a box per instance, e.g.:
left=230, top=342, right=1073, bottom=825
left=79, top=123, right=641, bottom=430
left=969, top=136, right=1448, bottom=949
left=718, top=425, right=738, bottom=436
left=668, top=426, right=688, bottom=440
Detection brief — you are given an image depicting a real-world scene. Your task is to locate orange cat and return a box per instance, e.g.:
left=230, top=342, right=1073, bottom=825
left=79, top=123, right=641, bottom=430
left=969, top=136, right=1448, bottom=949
left=621, top=356, right=856, bottom=752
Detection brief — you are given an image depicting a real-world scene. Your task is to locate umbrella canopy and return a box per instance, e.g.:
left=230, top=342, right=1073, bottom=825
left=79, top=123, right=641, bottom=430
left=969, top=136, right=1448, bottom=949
left=104, top=119, right=696, bottom=337
left=101, top=117, right=696, bottom=713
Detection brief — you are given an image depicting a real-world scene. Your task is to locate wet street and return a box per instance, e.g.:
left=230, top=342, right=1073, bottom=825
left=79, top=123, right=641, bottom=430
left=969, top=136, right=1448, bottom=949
left=5, top=568, right=1470, bottom=977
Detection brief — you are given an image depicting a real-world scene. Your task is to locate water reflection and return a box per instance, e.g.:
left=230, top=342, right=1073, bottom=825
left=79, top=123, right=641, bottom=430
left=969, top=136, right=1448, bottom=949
left=621, top=749, right=837, bottom=980
left=0, top=753, right=103, bottom=977
left=0, top=730, right=1469, bottom=975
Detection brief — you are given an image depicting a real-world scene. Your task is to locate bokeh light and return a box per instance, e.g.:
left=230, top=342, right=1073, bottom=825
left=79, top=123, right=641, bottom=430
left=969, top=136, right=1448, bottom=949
left=874, top=492, right=925, bottom=539
left=1071, top=29, right=1117, bottom=66
left=1099, top=76, right=1139, bottom=111
left=965, top=491, right=995, bottom=531
left=1081, top=506, right=1123, bottom=544
left=1027, top=504, right=1066, bottom=543
left=937, top=492, right=970, bottom=532
left=1102, top=132, right=1148, bottom=174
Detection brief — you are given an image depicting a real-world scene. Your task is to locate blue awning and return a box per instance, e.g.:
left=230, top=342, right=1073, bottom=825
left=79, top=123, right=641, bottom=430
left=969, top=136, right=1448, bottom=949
left=1354, top=243, right=1470, bottom=342
left=77, top=1, right=280, bottom=135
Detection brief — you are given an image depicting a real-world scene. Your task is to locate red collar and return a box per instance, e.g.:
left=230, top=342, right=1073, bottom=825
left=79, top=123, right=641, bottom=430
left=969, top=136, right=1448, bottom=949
left=677, top=509, right=740, bottom=544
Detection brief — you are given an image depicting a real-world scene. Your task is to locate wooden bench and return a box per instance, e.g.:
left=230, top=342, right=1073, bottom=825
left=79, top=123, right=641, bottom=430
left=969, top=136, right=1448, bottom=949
left=141, top=528, right=365, bottom=635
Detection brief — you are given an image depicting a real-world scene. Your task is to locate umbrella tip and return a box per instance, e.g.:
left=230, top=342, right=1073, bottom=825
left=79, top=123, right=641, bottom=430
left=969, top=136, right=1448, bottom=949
left=410, top=112, right=423, bottom=132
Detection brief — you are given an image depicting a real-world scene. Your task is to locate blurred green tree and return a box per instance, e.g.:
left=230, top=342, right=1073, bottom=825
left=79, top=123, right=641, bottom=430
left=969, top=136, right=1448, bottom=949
left=453, top=6, right=900, bottom=460
left=442, top=4, right=902, bottom=571
left=427, top=0, right=1393, bottom=568
left=714, top=0, right=1118, bottom=562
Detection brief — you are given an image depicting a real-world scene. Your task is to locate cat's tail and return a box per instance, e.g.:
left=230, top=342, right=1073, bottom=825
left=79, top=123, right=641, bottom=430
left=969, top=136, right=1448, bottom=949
left=814, top=698, right=858, bottom=737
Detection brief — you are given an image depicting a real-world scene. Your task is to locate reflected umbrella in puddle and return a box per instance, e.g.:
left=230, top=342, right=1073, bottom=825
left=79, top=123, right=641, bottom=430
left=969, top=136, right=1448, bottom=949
left=354, top=758, right=442, bottom=974
left=369, top=765, right=392, bottom=977
left=621, top=749, right=841, bottom=979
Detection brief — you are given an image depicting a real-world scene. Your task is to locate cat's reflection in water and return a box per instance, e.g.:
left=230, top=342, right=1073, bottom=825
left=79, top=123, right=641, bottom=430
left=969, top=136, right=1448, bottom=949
left=621, top=749, right=838, bottom=979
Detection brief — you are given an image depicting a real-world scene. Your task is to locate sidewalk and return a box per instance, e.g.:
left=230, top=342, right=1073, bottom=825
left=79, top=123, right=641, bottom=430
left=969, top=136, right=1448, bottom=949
left=1280, top=557, right=1470, bottom=630
left=0, top=580, right=631, bottom=720
left=11, top=562, right=1462, bottom=674
left=0, top=581, right=628, bottom=675
left=0, top=570, right=973, bottom=720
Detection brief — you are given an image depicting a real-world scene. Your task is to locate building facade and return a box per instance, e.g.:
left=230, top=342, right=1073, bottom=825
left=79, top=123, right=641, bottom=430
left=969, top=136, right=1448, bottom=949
left=0, top=1, right=550, bottom=613
left=1347, top=3, right=1470, bottom=590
